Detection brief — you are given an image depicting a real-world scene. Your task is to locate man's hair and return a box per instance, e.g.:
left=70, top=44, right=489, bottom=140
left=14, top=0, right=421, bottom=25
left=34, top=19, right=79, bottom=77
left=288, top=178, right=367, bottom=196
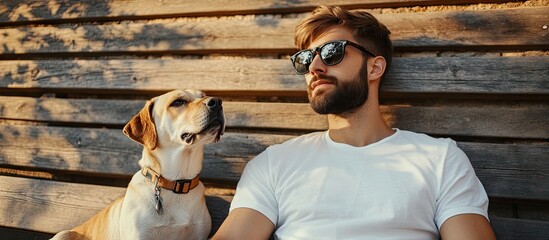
left=295, top=5, right=393, bottom=79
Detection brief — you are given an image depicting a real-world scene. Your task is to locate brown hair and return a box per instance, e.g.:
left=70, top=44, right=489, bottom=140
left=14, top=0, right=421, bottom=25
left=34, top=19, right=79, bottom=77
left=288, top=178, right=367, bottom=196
left=295, top=5, right=393, bottom=78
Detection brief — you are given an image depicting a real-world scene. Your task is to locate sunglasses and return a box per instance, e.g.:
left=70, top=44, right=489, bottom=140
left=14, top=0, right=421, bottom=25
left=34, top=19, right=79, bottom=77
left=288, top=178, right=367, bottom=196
left=290, top=40, right=376, bottom=75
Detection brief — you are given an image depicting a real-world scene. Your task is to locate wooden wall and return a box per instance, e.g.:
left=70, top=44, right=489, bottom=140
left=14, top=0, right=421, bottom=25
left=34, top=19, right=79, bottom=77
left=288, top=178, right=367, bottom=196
left=0, top=0, right=548, bottom=239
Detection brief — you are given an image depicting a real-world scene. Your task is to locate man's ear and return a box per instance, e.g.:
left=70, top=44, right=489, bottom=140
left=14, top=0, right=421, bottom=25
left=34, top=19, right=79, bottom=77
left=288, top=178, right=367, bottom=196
left=367, top=56, right=387, bottom=83
left=123, top=99, right=158, bottom=150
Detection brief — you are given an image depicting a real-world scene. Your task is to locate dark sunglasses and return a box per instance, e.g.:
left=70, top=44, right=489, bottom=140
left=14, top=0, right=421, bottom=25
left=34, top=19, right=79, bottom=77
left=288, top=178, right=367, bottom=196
left=290, top=40, right=376, bottom=75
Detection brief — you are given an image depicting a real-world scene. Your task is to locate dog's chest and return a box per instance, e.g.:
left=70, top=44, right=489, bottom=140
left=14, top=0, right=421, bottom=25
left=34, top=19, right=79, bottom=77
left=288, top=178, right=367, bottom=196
left=134, top=195, right=211, bottom=239
left=131, top=210, right=210, bottom=240
left=142, top=224, right=202, bottom=239
left=123, top=175, right=211, bottom=239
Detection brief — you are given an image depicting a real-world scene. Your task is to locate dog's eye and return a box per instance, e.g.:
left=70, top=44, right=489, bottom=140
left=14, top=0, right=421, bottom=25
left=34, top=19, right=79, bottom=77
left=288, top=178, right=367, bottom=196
left=170, top=99, right=187, bottom=107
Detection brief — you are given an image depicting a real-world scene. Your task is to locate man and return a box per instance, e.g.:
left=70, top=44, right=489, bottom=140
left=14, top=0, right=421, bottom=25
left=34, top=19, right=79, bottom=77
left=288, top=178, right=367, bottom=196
left=213, top=5, right=495, bottom=240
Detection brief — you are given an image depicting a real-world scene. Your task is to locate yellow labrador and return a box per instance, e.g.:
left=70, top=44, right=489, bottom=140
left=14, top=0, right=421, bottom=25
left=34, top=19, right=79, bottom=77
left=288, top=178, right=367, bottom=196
left=51, top=89, right=225, bottom=240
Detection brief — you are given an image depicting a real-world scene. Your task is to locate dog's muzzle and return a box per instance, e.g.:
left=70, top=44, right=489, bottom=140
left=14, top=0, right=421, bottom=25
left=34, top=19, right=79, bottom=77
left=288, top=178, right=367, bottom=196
left=181, top=97, right=225, bottom=144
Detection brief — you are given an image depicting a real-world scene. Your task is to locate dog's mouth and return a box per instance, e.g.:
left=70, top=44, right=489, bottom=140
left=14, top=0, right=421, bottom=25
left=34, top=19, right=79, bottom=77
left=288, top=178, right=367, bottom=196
left=180, top=119, right=225, bottom=145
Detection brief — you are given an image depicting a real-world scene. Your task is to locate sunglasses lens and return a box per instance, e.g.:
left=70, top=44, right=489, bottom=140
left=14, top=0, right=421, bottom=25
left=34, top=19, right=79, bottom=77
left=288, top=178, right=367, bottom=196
left=320, top=41, right=344, bottom=65
left=291, top=41, right=347, bottom=75
left=293, top=50, right=314, bottom=74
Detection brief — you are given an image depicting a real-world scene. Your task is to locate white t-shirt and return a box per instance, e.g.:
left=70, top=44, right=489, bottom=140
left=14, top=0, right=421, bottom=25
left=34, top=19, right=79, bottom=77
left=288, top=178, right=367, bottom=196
left=230, top=129, right=489, bottom=240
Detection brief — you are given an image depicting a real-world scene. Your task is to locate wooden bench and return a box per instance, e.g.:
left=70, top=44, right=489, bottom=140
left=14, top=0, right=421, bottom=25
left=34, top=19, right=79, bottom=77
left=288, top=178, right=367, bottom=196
left=0, top=1, right=548, bottom=239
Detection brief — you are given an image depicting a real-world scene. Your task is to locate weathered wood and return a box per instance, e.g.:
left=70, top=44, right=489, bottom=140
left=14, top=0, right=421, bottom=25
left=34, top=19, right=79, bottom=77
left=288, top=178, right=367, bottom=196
left=1, top=96, right=547, bottom=139
left=491, top=217, right=549, bottom=240
left=0, top=59, right=301, bottom=94
left=381, top=105, right=549, bottom=140
left=1, top=7, right=547, bottom=55
left=0, top=0, right=512, bottom=24
left=0, top=176, right=231, bottom=235
left=0, top=176, right=125, bottom=234
left=379, top=6, right=549, bottom=50
left=0, top=97, right=325, bottom=129
left=0, top=124, right=289, bottom=180
left=459, top=142, right=549, bottom=201
left=0, top=97, right=145, bottom=126
left=1, top=56, right=547, bottom=95
left=382, top=56, right=549, bottom=95
left=0, top=125, right=547, bottom=200
left=0, top=226, right=53, bottom=240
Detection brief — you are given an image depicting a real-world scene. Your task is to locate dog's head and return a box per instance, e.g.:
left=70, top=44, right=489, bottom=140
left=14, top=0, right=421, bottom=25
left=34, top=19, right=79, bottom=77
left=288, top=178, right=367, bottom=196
left=123, top=89, right=225, bottom=150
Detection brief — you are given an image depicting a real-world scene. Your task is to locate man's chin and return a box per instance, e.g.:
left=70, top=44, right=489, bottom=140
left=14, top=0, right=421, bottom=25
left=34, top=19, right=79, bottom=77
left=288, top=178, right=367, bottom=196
left=308, top=87, right=330, bottom=101
left=309, top=98, right=332, bottom=114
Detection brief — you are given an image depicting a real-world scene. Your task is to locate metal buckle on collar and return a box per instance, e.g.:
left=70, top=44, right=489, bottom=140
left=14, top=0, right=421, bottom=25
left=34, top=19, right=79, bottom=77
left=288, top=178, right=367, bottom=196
left=173, top=179, right=191, bottom=194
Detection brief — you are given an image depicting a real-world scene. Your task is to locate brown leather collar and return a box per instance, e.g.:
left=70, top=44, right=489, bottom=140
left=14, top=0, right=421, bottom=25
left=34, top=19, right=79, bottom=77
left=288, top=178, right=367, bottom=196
left=141, top=167, right=200, bottom=194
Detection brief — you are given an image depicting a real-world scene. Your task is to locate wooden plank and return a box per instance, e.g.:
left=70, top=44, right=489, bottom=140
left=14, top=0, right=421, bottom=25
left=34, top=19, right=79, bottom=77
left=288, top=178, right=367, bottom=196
left=0, top=176, right=125, bottom=234
left=1, top=7, right=547, bottom=54
left=1, top=56, right=547, bottom=95
left=0, top=176, right=231, bottom=235
left=460, top=142, right=549, bottom=201
left=381, top=105, right=549, bottom=140
left=0, top=0, right=512, bottom=24
left=0, top=97, right=145, bottom=126
left=1, top=96, right=547, bottom=139
left=379, top=6, right=549, bottom=50
left=491, top=217, right=549, bottom=240
left=0, top=125, right=547, bottom=200
left=0, top=97, right=326, bottom=130
left=382, top=56, right=549, bottom=95
left=0, top=124, right=292, bottom=180
left=0, top=226, right=54, bottom=240
left=0, top=59, right=302, bottom=94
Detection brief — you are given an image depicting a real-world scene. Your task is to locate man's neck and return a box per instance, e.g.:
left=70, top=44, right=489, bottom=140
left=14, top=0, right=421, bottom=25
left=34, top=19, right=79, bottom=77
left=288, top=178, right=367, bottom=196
left=326, top=103, right=394, bottom=147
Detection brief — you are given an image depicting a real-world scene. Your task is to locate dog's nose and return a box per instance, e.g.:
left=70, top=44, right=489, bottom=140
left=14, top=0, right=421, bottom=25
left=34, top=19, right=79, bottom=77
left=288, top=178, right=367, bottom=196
left=205, top=97, right=222, bottom=110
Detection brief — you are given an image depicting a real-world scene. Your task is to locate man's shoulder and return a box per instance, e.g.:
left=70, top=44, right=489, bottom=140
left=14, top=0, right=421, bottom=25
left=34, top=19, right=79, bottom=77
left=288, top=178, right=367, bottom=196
left=272, top=131, right=326, bottom=149
left=248, top=131, right=325, bottom=167
left=396, top=129, right=455, bottom=148
left=395, top=130, right=465, bottom=164
left=263, top=131, right=326, bottom=156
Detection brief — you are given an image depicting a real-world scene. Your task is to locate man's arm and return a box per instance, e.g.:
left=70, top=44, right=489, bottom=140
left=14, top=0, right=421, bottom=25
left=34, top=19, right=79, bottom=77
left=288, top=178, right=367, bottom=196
left=440, top=214, right=495, bottom=240
left=211, top=208, right=275, bottom=240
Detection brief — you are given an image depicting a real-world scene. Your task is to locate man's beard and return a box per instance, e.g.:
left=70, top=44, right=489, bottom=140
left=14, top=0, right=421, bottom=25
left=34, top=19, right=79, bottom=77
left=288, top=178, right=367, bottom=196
left=308, top=65, right=369, bottom=115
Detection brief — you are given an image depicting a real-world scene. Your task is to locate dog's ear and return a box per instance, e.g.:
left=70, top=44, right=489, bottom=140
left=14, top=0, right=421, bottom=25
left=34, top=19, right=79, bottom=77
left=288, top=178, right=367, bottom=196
left=123, top=99, right=158, bottom=150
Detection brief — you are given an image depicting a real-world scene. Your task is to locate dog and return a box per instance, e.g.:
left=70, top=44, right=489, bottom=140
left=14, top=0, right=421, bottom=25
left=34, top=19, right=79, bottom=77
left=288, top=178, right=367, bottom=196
left=51, top=89, right=225, bottom=240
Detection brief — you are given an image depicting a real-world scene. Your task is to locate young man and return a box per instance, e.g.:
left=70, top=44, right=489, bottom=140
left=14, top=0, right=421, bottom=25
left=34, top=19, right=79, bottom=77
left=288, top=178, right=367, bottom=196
left=213, top=5, right=495, bottom=240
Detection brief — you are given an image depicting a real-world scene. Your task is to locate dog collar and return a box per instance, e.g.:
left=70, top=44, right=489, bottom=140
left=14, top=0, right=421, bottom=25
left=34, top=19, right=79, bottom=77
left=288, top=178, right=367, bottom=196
left=141, top=167, right=200, bottom=194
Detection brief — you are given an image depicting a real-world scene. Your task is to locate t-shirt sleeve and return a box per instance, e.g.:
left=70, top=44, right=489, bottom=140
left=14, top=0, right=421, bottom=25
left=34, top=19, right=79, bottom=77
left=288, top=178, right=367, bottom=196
left=435, top=140, right=489, bottom=229
left=229, top=149, right=278, bottom=225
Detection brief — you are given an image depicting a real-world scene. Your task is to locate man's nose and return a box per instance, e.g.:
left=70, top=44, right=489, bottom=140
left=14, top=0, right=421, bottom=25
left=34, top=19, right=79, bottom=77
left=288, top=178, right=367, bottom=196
left=308, top=52, right=327, bottom=75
